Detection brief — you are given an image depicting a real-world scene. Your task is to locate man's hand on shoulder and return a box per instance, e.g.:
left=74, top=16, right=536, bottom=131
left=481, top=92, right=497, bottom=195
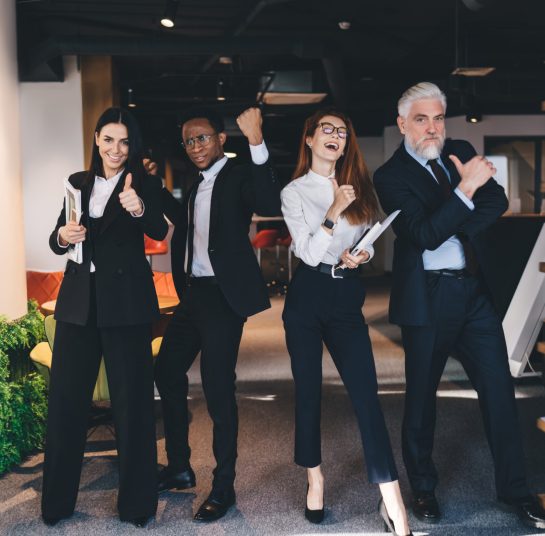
left=449, top=154, right=496, bottom=200
left=236, top=107, right=263, bottom=146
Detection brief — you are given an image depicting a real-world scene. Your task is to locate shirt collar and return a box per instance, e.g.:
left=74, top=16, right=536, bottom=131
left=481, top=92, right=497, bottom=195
left=307, top=168, right=335, bottom=183
left=95, top=168, right=124, bottom=184
left=200, top=155, right=229, bottom=182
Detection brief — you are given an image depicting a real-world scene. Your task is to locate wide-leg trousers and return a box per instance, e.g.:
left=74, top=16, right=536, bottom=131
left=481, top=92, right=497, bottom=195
left=154, top=280, right=245, bottom=491
left=41, top=294, right=157, bottom=520
left=401, top=271, right=528, bottom=499
left=282, top=264, right=398, bottom=483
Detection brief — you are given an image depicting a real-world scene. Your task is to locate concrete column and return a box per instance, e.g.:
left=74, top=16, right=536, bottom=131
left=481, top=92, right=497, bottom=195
left=0, top=0, right=27, bottom=319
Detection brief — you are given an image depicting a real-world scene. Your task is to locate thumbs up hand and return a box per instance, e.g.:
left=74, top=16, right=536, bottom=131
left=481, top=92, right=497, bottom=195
left=119, top=173, right=143, bottom=215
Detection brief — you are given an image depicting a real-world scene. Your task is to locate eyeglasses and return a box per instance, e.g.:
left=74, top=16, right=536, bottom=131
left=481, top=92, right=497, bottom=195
left=181, top=133, right=218, bottom=149
left=317, top=122, right=348, bottom=139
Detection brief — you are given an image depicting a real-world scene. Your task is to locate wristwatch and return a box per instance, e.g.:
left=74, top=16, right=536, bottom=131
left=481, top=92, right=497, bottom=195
left=322, top=218, right=337, bottom=230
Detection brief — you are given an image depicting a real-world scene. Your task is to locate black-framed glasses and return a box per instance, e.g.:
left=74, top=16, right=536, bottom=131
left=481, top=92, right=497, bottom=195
left=181, top=133, right=218, bottom=149
left=318, top=122, right=348, bottom=139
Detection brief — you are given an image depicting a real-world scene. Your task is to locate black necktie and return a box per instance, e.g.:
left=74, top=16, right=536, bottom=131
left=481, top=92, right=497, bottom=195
left=427, top=159, right=479, bottom=275
left=186, top=174, right=204, bottom=282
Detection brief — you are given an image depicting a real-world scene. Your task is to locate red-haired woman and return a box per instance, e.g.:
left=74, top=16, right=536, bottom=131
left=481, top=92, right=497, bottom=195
left=281, top=110, right=411, bottom=535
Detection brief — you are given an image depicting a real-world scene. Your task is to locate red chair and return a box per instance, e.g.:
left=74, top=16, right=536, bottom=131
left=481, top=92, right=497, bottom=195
left=251, top=229, right=280, bottom=271
left=144, top=235, right=168, bottom=268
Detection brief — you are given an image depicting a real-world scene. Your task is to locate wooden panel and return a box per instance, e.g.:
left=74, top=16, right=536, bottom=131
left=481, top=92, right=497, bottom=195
left=81, top=56, right=119, bottom=167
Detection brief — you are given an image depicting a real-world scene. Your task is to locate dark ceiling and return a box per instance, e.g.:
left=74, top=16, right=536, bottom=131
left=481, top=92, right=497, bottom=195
left=15, top=0, right=545, bottom=174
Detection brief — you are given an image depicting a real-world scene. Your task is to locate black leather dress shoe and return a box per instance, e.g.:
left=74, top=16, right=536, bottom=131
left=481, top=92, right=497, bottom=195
left=157, top=466, right=196, bottom=493
left=412, top=491, right=440, bottom=523
left=498, top=495, right=545, bottom=529
left=194, top=488, right=236, bottom=522
left=126, top=516, right=152, bottom=528
left=304, top=484, right=324, bottom=524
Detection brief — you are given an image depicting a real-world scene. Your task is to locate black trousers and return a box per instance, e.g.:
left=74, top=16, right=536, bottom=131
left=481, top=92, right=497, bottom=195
left=154, top=280, right=245, bottom=491
left=41, top=293, right=157, bottom=520
left=282, top=264, right=398, bottom=483
left=401, top=272, right=529, bottom=499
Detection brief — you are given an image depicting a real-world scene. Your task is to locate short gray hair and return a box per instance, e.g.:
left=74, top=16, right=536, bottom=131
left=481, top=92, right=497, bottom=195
left=398, top=82, right=447, bottom=117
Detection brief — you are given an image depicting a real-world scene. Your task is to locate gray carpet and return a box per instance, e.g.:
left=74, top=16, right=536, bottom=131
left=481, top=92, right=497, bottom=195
left=1, top=277, right=545, bottom=535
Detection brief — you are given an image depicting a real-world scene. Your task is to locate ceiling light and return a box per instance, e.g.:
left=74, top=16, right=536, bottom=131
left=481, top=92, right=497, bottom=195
left=161, top=0, right=179, bottom=28
left=451, top=66, right=495, bottom=77
left=338, top=21, right=351, bottom=30
left=127, top=88, right=136, bottom=108
left=225, top=152, right=237, bottom=158
left=217, top=80, right=225, bottom=101
left=219, top=56, right=233, bottom=65
left=466, top=111, right=482, bottom=123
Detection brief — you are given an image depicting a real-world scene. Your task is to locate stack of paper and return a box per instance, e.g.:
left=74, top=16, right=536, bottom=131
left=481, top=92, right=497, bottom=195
left=64, top=178, right=83, bottom=264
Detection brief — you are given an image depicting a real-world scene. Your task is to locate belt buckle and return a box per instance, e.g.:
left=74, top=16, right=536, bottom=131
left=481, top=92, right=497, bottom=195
left=331, top=264, right=344, bottom=279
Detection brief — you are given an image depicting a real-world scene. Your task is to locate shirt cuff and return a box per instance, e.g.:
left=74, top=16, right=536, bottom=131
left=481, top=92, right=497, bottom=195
left=130, top=197, right=145, bottom=217
left=454, top=187, right=475, bottom=210
left=249, top=141, right=269, bottom=165
left=57, top=231, right=69, bottom=248
left=362, top=244, right=375, bottom=263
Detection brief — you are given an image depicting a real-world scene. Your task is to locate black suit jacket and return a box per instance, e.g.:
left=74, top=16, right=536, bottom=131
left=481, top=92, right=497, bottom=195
left=49, top=170, right=168, bottom=327
left=373, top=139, right=508, bottom=326
left=162, top=157, right=281, bottom=318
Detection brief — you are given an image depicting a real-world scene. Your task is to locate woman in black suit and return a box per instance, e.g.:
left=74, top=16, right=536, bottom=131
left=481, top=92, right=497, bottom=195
left=281, top=109, right=411, bottom=535
left=41, top=107, right=167, bottom=528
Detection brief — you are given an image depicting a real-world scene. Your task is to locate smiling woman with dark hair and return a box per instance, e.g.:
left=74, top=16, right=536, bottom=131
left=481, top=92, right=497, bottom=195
left=281, top=109, right=412, bottom=535
left=41, top=107, right=167, bottom=529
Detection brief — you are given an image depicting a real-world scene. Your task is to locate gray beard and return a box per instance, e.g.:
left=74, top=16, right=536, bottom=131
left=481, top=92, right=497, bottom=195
left=407, top=135, right=445, bottom=160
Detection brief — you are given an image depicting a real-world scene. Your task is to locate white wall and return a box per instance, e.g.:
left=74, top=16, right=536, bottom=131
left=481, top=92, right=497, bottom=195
left=0, top=0, right=27, bottom=319
left=20, top=56, right=84, bottom=271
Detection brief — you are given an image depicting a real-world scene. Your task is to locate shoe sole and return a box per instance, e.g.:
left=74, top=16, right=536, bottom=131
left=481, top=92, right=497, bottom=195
left=158, top=481, right=196, bottom=494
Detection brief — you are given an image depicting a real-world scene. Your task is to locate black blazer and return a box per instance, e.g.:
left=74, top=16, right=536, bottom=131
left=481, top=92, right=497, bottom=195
left=162, top=157, right=281, bottom=318
left=373, top=139, right=508, bottom=326
left=49, top=170, right=168, bottom=327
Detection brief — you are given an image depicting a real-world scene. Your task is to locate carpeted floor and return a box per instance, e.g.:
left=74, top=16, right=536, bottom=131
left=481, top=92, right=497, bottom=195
left=1, top=276, right=544, bottom=535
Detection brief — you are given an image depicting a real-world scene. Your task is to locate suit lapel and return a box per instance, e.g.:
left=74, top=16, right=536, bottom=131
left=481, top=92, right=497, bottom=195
left=99, top=170, right=127, bottom=235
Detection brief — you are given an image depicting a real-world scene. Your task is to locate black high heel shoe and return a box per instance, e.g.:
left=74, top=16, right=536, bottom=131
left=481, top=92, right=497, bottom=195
left=378, top=498, right=413, bottom=536
left=305, top=484, right=324, bottom=524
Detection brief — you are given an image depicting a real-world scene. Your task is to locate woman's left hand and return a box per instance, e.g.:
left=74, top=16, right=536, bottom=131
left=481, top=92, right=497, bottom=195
left=340, top=248, right=369, bottom=269
left=119, top=173, right=143, bottom=215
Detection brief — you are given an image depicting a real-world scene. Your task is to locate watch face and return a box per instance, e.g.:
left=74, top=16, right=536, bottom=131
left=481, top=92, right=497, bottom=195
left=323, top=218, right=335, bottom=229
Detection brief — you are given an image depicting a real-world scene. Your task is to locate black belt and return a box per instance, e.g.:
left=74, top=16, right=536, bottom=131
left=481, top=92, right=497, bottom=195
left=425, top=269, right=470, bottom=279
left=302, top=262, right=361, bottom=278
left=187, top=276, right=218, bottom=286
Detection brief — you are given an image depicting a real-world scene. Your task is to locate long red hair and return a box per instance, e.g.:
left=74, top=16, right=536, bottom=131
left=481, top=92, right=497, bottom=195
left=292, top=108, right=380, bottom=225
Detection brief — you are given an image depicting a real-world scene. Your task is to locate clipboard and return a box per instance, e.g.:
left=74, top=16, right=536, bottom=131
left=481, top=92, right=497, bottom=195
left=332, top=209, right=401, bottom=277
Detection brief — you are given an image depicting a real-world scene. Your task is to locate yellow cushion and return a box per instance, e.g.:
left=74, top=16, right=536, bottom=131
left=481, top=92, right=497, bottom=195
left=30, top=341, right=52, bottom=368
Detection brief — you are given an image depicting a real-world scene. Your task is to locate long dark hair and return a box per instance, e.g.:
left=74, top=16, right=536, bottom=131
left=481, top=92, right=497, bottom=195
left=292, top=108, right=380, bottom=225
left=86, top=107, right=146, bottom=189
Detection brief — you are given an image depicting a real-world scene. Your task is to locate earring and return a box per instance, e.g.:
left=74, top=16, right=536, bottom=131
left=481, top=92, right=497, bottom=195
left=307, top=143, right=312, bottom=148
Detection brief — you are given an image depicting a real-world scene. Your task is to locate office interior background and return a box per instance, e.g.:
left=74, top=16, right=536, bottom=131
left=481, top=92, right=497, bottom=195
left=1, top=0, right=545, bottom=534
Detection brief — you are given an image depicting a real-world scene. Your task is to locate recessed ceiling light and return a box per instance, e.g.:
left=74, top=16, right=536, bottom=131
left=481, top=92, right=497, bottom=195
left=338, top=21, right=351, bottom=30
left=161, top=0, right=179, bottom=28
left=451, top=66, right=495, bottom=77
left=219, top=56, right=233, bottom=65
left=225, top=152, right=237, bottom=158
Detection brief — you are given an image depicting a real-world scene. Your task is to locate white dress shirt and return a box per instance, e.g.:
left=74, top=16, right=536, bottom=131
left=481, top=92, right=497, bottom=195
left=404, top=142, right=474, bottom=270
left=280, top=169, right=374, bottom=267
left=187, top=142, right=269, bottom=276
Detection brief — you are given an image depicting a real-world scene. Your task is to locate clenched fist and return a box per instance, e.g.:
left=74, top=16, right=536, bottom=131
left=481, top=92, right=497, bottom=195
left=59, top=220, right=86, bottom=246
left=236, top=107, right=263, bottom=145
left=449, top=154, right=496, bottom=200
